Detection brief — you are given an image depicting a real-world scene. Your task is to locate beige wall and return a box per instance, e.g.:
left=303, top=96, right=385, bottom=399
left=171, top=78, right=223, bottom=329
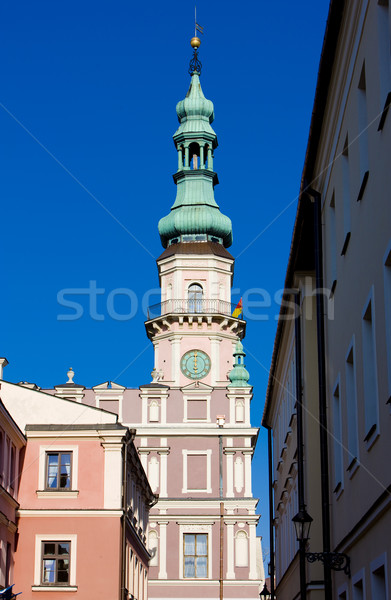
left=313, top=0, right=391, bottom=597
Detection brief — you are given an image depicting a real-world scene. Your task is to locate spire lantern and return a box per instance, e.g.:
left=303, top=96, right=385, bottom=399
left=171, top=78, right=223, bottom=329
left=158, top=40, right=233, bottom=249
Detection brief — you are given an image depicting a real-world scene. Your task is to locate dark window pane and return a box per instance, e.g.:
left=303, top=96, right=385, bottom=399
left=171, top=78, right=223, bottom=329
left=58, top=559, right=69, bottom=570
left=43, top=543, right=56, bottom=555
left=57, top=569, right=69, bottom=583
left=59, top=472, right=70, bottom=488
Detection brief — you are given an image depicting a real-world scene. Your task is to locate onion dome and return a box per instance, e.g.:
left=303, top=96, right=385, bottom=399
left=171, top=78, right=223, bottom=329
left=174, top=73, right=216, bottom=138
left=228, top=341, right=251, bottom=387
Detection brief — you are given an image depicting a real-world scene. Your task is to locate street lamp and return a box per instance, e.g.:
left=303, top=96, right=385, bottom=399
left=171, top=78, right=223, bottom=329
left=292, top=508, right=313, bottom=543
left=259, top=582, right=271, bottom=600
left=292, top=509, right=351, bottom=577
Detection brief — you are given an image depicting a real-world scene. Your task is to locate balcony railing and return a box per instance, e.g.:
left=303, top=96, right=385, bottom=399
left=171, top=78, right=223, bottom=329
left=147, top=299, right=237, bottom=320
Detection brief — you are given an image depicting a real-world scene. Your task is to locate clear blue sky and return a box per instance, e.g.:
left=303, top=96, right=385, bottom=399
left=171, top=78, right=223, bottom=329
left=0, top=0, right=330, bottom=554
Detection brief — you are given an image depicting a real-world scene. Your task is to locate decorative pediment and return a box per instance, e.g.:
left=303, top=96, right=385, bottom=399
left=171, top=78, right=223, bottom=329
left=92, top=381, right=126, bottom=391
left=181, top=381, right=214, bottom=392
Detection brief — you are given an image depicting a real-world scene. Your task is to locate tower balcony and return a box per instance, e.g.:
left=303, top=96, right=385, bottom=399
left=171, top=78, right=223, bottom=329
left=145, top=299, right=245, bottom=339
left=147, top=299, right=238, bottom=319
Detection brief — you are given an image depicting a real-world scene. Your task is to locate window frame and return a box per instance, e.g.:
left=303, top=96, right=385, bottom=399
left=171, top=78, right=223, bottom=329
left=352, top=567, right=366, bottom=600
left=361, top=288, right=380, bottom=448
left=188, top=283, right=204, bottom=313
left=37, top=445, right=78, bottom=497
left=370, top=553, right=388, bottom=600
left=41, top=541, right=71, bottom=586
left=33, top=534, right=77, bottom=591
left=45, top=451, right=73, bottom=491
left=183, top=533, right=208, bottom=579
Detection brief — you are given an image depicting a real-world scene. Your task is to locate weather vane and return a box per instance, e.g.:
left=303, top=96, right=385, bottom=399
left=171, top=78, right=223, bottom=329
left=189, top=5, right=204, bottom=75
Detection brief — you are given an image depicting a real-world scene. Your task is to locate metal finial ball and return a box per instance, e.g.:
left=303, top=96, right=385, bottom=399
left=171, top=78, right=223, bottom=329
left=190, top=36, right=201, bottom=49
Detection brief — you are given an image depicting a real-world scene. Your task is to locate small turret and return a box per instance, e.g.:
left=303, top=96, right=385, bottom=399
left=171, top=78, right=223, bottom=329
left=228, top=340, right=251, bottom=387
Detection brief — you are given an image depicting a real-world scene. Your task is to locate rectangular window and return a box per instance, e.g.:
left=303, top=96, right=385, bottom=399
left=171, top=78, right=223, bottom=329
left=377, top=0, right=391, bottom=118
left=0, top=431, right=4, bottom=484
left=183, top=534, right=208, bottom=578
left=357, top=63, right=369, bottom=200
left=328, top=191, right=337, bottom=292
left=353, top=578, right=365, bottom=600
left=332, top=379, right=344, bottom=492
left=341, top=135, right=351, bottom=255
left=384, top=244, right=391, bottom=400
left=45, top=452, right=72, bottom=490
left=41, top=541, right=70, bottom=585
left=5, top=542, right=11, bottom=587
left=362, top=293, right=380, bottom=442
left=371, top=559, right=387, bottom=600
left=345, top=343, right=359, bottom=470
left=10, top=446, right=15, bottom=491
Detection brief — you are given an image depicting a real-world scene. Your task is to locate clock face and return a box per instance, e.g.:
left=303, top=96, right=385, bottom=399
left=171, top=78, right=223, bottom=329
left=181, top=349, right=211, bottom=380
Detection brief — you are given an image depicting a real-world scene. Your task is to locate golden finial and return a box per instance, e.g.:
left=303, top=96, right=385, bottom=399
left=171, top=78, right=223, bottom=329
left=191, top=36, right=201, bottom=49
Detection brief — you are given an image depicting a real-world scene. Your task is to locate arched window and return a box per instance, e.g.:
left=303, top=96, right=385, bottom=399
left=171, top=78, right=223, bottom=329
left=188, top=283, right=203, bottom=313
left=189, top=142, right=200, bottom=170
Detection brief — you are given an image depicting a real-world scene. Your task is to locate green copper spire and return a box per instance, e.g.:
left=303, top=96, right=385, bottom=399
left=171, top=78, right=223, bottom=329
left=158, top=43, right=233, bottom=249
left=228, top=341, right=251, bottom=387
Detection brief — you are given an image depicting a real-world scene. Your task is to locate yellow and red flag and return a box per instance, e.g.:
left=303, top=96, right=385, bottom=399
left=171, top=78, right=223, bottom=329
left=232, top=298, right=243, bottom=318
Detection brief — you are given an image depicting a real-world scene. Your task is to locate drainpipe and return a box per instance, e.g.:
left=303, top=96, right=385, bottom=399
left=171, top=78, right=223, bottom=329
left=294, top=291, right=308, bottom=600
left=306, top=187, right=332, bottom=599
left=217, top=417, right=225, bottom=600
left=294, top=291, right=307, bottom=600
left=267, top=426, right=275, bottom=599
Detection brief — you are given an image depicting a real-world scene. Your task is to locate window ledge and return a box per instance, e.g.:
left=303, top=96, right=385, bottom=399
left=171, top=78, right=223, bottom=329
left=330, top=279, right=337, bottom=298
left=341, top=231, right=351, bottom=256
left=284, top=429, right=292, bottom=445
left=346, top=457, right=359, bottom=479
left=364, top=424, right=380, bottom=451
left=333, top=481, right=344, bottom=500
left=32, top=586, right=77, bottom=592
left=357, top=170, right=369, bottom=202
left=378, top=91, right=391, bottom=131
left=36, top=490, right=79, bottom=498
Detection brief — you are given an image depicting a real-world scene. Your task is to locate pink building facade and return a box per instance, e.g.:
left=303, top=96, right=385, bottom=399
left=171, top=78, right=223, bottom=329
left=0, top=371, right=26, bottom=590
left=0, top=376, right=156, bottom=599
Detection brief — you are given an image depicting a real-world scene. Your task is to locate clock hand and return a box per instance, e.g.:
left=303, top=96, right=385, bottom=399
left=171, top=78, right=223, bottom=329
left=194, top=350, right=198, bottom=374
